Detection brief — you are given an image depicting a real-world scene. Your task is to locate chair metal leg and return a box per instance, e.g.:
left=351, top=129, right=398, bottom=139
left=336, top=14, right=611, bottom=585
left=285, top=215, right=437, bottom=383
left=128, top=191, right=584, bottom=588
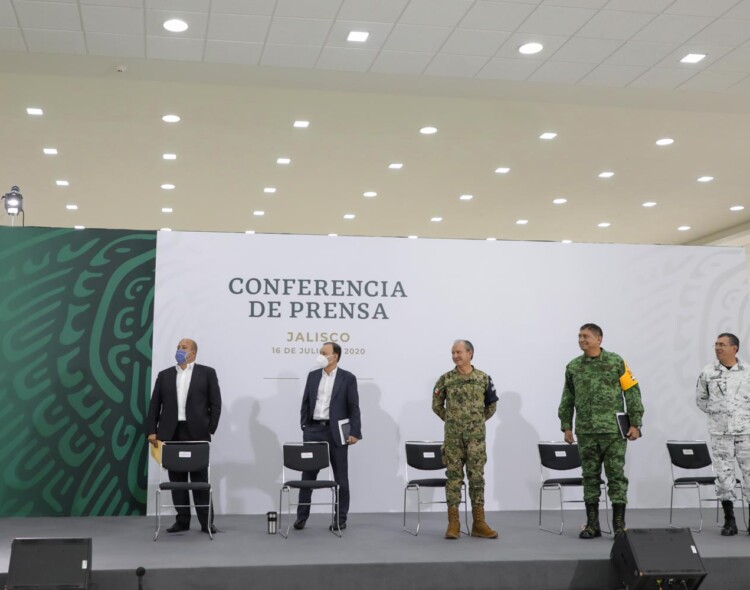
left=461, top=483, right=469, bottom=536
left=278, top=486, right=291, bottom=538
left=402, top=485, right=419, bottom=535
left=539, top=485, right=564, bottom=534
left=207, top=491, right=213, bottom=540
left=600, top=484, right=612, bottom=535
left=329, top=486, right=341, bottom=538
left=154, top=489, right=161, bottom=541
left=669, top=484, right=703, bottom=532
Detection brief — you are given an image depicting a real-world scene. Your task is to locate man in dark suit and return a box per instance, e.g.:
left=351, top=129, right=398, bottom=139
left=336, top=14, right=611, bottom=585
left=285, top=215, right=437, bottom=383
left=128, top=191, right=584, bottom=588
left=295, top=341, right=362, bottom=531
left=147, top=338, right=222, bottom=534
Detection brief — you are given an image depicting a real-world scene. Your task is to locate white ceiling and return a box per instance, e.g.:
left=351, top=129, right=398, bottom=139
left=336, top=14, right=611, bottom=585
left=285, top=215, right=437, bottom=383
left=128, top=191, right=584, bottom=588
left=3, top=0, right=750, bottom=245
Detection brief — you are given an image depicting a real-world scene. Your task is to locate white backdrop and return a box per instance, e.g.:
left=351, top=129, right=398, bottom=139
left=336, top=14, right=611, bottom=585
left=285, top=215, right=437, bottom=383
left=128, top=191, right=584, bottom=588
left=148, top=232, right=750, bottom=515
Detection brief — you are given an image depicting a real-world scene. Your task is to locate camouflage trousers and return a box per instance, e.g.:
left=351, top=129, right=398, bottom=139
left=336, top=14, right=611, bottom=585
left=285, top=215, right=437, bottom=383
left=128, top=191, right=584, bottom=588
left=577, top=433, right=628, bottom=504
left=442, top=435, right=486, bottom=507
left=709, top=434, right=750, bottom=502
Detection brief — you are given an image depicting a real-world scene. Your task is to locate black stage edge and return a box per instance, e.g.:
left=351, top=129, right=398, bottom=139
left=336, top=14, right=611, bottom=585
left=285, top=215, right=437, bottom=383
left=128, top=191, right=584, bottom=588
left=2, top=510, right=749, bottom=590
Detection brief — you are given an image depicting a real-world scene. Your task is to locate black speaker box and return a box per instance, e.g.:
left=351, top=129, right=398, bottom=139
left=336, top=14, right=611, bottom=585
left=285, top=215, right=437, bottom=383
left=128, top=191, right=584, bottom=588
left=611, top=528, right=706, bottom=590
left=6, top=538, right=92, bottom=589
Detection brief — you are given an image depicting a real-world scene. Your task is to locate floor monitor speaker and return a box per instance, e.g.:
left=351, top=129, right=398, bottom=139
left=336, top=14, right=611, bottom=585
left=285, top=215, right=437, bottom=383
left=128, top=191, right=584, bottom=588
left=611, top=528, right=706, bottom=590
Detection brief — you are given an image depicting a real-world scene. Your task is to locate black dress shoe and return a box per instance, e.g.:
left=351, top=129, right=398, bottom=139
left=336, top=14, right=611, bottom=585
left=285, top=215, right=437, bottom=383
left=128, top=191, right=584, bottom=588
left=329, top=523, right=346, bottom=531
left=167, top=523, right=189, bottom=533
left=201, top=525, right=218, bottom=534
left=293, top=519, right=307, bottom=530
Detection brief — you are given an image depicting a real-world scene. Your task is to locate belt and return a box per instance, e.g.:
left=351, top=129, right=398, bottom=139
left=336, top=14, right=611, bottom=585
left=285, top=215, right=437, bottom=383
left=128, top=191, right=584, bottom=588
left=312, top=419, right=330, bottom=425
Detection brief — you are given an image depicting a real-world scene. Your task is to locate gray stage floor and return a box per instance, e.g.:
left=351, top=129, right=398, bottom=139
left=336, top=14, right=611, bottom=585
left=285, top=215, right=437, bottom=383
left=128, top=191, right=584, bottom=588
left=1, top=509, right=748, bottom=589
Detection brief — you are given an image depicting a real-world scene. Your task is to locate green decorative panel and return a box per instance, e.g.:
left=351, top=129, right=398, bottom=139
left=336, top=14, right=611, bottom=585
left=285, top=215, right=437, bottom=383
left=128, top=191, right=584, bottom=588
left=0, top=227, right=156, bottom=516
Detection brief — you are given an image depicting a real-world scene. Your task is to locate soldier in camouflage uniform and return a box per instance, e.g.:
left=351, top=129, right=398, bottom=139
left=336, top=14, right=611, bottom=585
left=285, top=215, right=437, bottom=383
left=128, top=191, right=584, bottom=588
left=696, top=333, right=750, bottom=537
left=558, top=324, right=644, bottom=539
left=432, top=340, right=499, bottom=539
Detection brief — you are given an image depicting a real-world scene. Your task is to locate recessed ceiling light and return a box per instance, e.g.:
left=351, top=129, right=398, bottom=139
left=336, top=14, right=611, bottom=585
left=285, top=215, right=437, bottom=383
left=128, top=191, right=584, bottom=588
left=459, top=194, right=473, bottom=201
left=26, top=107, right=43, bottom=116
left=431, top=217, right=443, bottom=222
left=561, top=239, right=573, bottom=244
left=680, top=53, right=706, bottom=64
left=277, top=157, right=291, bottom=165
left=486, top=237, right=497, bottom=241
left=347, top=31, right=369, bottom=42
left=516, top=219, right=528, bottom=225
left=598, top=222, right=611, bottom=228
left=388, top=163, right=403, bottom=170
left=518, top=42, right=543, bottom=55
left=344, top=214, right=356, bottom=220
left=160, top=227, right=172, bottom=231
left=363, top=191, right=377, bottom=198
left=552, top=198, right=567, bottom=205
left=56, top=180, right=69, bottom=186
left=678, top=225, right=691, bottom=231
left=245, top=230, right=255, bottom=234
left=163, top=19, right=188, bottom=32
left=420, top=126, right=438, bottom=135
left=408, top=235, right=418, bottom=239
left=264, top=187, right=277, bottom=194
left=655, top=138, right=674, bottom=146
left=730, top=205, right=745, bottom=212
left=162, top=114, right=180, bottom=123
left=162, top=207, right=173, bottom=213
left=163, top=153, right=177, bottom=160
left=161, top=184, right=175, bottom=190
left=293, top=120, right=309, bottom=128
left=328, top=233, right=339, bottom=237
left=43, top=148, right=57, bottom=155
left=539, top=132, right=557, bottom=140
left=642, top=201, right=657, bottom=207
left=598, top=171, right=615, bottom=178
left=697, top=176, right=714, bottom=182
left=74, top=225, right=85, bottom=230
left=495, top=167, right=510, bottom=174
left=66, top=204, right=78, bottom=210
left=253, top=210, right=265, bottom=216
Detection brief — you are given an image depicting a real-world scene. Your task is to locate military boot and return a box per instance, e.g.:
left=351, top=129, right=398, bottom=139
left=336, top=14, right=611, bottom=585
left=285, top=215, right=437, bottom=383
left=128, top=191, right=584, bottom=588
left=613, top=503, right=626, bottom=536
left=470, top=505, right=498, bottom=538
left=721, top=500, right=738, bottom=536
left=445, top=506, right=460, bottom=539
left=579, top=503, right=601, bottom=539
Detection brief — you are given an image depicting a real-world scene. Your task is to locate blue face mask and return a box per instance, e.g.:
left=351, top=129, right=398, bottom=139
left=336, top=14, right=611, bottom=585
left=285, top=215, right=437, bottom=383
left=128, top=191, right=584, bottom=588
left=175, top=349, right=189, bottom=365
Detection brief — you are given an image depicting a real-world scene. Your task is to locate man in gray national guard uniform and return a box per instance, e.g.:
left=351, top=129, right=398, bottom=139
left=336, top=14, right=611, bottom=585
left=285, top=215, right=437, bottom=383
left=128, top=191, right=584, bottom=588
left=696, top=332, right=750, bottom=536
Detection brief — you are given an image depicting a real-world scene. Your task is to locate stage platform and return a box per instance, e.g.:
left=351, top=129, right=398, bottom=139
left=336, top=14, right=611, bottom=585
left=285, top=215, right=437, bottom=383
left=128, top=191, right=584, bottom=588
left=1, top=509, right=748, bottom=590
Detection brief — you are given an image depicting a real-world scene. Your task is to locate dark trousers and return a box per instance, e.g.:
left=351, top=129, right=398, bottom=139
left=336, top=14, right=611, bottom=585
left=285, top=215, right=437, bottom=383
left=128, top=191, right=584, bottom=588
left=297, top=423, right=349, bottom=523
left=169, top=421, right=214, bottom=529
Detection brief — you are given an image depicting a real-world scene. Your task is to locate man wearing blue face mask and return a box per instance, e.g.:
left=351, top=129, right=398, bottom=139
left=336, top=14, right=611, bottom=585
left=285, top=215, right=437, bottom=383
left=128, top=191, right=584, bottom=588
left=147, top=338, right=222, bottom=534
left=295, top=341, right=362, bottom=531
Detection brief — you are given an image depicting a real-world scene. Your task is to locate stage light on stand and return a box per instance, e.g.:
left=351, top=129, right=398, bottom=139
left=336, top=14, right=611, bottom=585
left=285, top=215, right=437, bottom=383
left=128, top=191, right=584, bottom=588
left=2, top=186, right=24, bottom=226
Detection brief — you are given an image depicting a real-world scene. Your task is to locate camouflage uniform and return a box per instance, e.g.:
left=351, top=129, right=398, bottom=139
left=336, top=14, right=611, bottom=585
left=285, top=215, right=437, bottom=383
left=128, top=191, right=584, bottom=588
left=696, top=359, right=750, bottom=502
left=433, top=367, right=498, bottom=506
left=558, top=349, right=644, bottom=504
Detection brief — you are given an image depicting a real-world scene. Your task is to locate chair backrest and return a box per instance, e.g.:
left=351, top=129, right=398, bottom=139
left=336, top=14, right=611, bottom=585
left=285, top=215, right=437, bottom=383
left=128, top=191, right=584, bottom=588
left=538, top=441, right=581, bottom=471
left=666, top=440, right=712, bottom=470
left=405, top=441, right=444, bottom=471
left=283, top=442, right=331, bottom=473
left=161, top=441, right=210, bottom=473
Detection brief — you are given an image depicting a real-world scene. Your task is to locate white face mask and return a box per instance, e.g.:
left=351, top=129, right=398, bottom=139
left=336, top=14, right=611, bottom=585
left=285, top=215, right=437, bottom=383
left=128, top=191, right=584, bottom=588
left=315, top=354, right=330, bottom=369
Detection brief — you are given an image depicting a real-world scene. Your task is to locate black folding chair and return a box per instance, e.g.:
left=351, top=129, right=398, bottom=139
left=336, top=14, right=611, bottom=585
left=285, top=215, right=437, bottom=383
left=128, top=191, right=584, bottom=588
left=538, top=441, right=610, bottom=535
left=666, top=440, right=746, bottom=532
left=402, top=441, right=469, bottom=536
left=279, top=441, right=340, bottom=538
left=154, top=441, right=212, bottom=540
